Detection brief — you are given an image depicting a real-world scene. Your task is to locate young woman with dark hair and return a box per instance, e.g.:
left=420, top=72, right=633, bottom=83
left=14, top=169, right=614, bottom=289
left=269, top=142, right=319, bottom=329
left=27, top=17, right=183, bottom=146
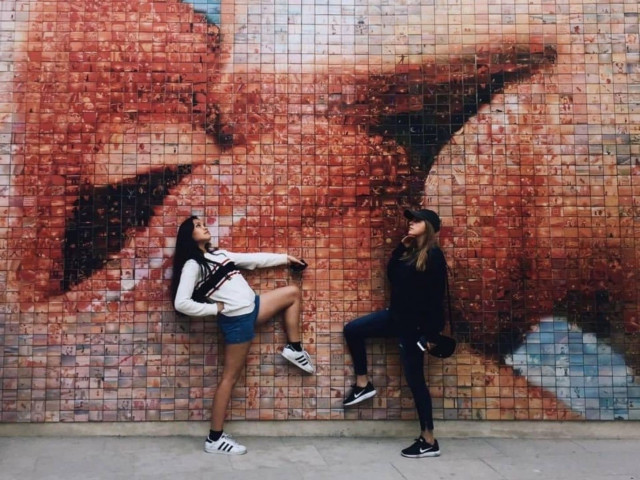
left=171, top=216, right=314, bottom=455
left=343, top=209, right=447, bottom=458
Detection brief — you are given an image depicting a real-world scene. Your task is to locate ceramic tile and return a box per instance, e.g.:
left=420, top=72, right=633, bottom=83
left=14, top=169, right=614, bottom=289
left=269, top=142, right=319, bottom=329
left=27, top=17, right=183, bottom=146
left=0, top=0, right=638, bottom=427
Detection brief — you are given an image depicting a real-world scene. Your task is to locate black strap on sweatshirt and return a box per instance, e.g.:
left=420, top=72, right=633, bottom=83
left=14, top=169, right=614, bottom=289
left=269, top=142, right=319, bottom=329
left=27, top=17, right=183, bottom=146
left=191, top=260, right=237, bottom=303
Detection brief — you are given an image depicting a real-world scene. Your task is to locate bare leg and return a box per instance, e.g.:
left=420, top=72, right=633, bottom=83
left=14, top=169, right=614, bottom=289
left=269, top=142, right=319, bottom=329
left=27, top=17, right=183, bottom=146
left=210, top=341, right=252, bottom=431
left=256, top=285, right=301, bottom=342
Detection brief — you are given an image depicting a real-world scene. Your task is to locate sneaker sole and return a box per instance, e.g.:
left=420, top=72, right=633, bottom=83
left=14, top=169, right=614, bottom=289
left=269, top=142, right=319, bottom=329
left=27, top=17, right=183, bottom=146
left=401, top=450, right=440, bottom=458
left=343, top=389, right=377, bottom=407
left=281, top=351, right=315, bottom=373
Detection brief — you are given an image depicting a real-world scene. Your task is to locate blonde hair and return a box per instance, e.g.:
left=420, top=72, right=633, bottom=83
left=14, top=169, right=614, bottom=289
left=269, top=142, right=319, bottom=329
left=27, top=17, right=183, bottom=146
left=401, top=220, right=439, bottom=271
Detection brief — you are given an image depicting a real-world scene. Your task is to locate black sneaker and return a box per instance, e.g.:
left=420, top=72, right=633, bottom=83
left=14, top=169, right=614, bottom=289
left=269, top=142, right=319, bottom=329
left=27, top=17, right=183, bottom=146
left=401, top=437, right=440, bottom=458
left=343, top=382, right=377, bottom=406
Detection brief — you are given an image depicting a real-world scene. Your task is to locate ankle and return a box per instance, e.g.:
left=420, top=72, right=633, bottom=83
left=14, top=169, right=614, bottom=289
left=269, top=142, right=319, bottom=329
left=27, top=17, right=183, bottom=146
left=355, top=378, right=369, bottom=388
left=421, top=433, right=435, bottom=444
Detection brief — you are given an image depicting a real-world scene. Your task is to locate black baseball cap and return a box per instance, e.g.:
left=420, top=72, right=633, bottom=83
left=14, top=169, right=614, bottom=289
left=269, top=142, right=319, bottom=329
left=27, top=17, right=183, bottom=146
left=404, top=209, right=441, bottom=233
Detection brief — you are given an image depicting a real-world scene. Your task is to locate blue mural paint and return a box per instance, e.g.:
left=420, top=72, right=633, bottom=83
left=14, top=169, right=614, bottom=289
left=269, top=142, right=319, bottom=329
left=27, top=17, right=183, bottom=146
left=183, top=0, right=221, bottom=24
left=506, top=318, right=640, bottom=420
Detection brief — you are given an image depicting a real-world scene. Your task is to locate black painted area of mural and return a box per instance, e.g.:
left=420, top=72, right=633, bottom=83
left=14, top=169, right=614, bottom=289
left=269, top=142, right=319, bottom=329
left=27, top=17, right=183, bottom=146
left=369, top=69, right=526, bottom=173
left=370, top=48, right=557, bottom=174
left=62, top=165, right=192, bottom=291
left=459, top=289, right=640, bottom=375
left=557, top=290, right=640, bottom=374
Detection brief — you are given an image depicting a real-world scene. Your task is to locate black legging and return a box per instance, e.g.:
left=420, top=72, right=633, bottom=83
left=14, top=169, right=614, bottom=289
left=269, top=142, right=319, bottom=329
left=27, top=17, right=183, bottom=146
left=344, top=309, right=434, bottom=431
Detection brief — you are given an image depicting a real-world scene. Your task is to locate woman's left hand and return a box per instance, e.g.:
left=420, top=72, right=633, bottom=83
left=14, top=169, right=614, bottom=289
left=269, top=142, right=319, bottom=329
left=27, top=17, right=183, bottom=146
left=287, top=255, right=308, bottom=272
left=287, top=255, right=304, bottom=266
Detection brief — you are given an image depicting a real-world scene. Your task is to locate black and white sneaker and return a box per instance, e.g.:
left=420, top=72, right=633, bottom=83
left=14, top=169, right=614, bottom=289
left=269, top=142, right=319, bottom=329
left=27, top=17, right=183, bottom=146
left=204, top=432, right=247, bottom=455
left=281, top=344, right=315, bottom=373
left=401, top=437, right=440, bottom=458
left=343, top=382, right=377, bottom=406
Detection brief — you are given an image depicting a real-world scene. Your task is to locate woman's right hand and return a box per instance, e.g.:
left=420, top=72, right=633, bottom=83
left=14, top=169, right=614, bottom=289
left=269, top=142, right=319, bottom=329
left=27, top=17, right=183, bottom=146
left=216, top=302, right=224, bottom=314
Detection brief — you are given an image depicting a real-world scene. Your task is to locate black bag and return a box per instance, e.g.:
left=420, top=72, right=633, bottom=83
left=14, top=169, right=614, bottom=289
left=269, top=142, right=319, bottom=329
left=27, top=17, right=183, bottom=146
left=427, top=333, right=457, bottom=358
left=427, top=266, right=457, bottom=359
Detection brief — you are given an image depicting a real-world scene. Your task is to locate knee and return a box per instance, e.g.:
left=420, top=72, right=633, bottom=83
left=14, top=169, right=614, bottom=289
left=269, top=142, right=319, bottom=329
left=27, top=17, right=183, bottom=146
left=221, top=370, right=242, bottom=386
left=343, top=321, right=353, bottom=339
left=285, top=284, right=300, bottom=300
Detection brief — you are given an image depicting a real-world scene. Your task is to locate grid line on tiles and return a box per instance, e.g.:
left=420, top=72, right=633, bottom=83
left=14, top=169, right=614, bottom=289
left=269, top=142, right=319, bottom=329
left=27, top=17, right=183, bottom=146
left=0, top=0, right=639, bottom=425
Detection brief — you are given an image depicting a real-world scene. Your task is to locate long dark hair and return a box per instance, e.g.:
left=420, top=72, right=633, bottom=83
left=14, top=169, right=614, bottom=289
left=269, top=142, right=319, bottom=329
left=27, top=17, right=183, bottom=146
left=401, top=220, right=439, bottom=271
left=170, top=216, right=215, bottom=303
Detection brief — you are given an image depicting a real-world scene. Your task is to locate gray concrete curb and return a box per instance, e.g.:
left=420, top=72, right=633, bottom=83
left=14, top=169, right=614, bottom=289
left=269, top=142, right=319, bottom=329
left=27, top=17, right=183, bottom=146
left=1, top=420, right=639, bottom=438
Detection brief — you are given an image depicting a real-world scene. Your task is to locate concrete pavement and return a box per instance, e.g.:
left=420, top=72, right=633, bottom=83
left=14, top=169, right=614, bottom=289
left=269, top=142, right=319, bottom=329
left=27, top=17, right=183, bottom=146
left=1, top=434, right=639, bottom=480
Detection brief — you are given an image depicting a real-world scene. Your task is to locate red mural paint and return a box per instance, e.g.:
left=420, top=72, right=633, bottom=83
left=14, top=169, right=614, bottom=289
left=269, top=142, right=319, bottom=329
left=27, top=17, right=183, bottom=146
left=1, top=0, right=638, bottom=423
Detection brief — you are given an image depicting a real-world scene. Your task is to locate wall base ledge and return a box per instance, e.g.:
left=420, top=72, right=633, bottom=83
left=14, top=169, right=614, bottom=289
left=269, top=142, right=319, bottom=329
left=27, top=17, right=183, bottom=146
left=1, top=420, right=639, bottom=439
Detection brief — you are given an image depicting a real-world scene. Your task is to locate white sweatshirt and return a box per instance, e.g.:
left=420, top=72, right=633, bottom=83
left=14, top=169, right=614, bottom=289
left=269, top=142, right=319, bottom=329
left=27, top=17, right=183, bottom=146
left=174, top=250, right=288, bottom=317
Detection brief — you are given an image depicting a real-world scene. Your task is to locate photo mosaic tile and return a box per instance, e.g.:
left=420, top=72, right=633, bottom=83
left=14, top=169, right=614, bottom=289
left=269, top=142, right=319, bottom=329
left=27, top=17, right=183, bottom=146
left=0, top=0, right=639, bottom=425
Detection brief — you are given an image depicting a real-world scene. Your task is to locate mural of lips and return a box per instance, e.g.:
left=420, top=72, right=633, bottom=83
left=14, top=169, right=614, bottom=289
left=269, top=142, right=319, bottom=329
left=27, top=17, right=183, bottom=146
left=0, top=0, right=638, bottom=423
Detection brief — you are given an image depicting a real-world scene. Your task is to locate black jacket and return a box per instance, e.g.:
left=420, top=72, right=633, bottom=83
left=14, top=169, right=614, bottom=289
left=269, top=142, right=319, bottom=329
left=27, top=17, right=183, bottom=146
left=387, top=243, right=447, bottom=341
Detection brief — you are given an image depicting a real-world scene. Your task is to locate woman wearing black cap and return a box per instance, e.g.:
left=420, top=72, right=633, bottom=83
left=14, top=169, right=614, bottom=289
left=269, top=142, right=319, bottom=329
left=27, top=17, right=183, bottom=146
left=343, top=208, right=447, bottom=458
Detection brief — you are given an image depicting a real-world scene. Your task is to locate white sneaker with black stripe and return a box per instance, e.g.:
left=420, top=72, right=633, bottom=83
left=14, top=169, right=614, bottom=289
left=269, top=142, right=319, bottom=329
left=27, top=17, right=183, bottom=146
left=281, top=344, right=315, bottom=373
left=204, top=432, right=247, bottom=455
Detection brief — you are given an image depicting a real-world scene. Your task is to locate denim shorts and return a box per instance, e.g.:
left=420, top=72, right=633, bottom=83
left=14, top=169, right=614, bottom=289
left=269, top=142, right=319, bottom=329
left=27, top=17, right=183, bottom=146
left=217, top=295, right=260, bottom=344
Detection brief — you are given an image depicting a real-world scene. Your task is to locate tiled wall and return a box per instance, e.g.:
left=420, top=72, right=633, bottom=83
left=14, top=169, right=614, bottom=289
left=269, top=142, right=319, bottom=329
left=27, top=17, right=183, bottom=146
left=1, top=0, right=639, bottom=423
